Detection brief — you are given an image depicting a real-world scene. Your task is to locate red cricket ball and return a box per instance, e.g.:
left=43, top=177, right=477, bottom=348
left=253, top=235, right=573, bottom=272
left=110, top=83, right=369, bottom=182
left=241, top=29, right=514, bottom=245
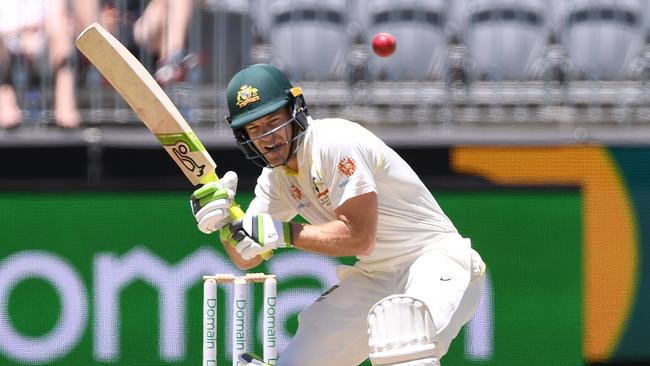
left=372, top=32, right=396, bottom=57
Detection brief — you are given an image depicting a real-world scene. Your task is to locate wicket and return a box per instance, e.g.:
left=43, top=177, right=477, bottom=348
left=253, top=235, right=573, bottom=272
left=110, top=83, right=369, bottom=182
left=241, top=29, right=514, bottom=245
left=203, top=273, right=277, bottom=366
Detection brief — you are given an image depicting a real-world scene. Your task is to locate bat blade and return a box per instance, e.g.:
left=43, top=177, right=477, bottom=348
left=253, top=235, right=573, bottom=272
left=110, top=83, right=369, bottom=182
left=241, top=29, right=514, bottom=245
left=75, top=23, right=215, bottom=185
left=75, top=23, right=272, bottom=260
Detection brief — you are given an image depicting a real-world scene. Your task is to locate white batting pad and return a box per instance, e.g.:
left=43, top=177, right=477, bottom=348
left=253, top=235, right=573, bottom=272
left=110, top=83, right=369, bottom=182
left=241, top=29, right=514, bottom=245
left=368, top=295, right=439, bottom=366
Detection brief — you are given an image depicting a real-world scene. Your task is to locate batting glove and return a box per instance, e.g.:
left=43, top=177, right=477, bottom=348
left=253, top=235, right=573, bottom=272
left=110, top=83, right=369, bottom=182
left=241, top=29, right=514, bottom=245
left=190, top=171, right=238, bottom=234
left=221, top=213, right=293, bottom=260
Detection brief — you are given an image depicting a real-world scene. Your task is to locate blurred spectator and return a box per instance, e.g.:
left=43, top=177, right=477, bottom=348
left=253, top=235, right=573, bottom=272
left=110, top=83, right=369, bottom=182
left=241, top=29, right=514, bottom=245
left=0, top=0, right=97, bottom=128
left=0, top=37, right=21, bottom=127
left=132, top=0, right=196, bottom=84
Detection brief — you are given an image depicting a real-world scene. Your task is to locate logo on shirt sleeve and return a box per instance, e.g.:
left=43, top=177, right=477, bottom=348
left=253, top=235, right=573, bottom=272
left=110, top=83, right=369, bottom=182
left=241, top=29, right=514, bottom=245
left=337, top=157, right=357, bottom=177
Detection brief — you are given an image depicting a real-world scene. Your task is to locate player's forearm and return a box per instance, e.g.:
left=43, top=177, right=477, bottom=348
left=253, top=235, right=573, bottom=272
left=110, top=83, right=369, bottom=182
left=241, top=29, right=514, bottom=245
left=290, top=219, right=375, bottom=257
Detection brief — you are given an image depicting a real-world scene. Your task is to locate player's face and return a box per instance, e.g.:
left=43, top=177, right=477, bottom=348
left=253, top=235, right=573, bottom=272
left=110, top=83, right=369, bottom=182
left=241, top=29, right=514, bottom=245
left=245, top=108, right=294, bottom=167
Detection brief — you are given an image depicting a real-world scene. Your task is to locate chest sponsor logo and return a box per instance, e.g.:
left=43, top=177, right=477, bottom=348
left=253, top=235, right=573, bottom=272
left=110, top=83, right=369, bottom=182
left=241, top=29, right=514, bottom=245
left=311, top=176, right=332, bottom=207
left=337, top=157, right=357, bottom=177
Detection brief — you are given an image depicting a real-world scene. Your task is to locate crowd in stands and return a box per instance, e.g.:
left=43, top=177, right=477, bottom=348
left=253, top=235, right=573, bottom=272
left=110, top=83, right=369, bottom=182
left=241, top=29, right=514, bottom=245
left=1, top=0, right=649, bottom=129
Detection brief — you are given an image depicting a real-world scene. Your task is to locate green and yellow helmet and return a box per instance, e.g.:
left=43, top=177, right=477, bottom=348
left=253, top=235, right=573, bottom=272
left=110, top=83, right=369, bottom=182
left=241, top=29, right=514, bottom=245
left=225, top=64, right=309, bottom=168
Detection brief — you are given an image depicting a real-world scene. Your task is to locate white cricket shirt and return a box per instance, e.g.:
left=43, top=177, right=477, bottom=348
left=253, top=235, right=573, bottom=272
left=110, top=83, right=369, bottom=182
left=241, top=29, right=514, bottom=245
left=247, top=118, right=458, bottom=263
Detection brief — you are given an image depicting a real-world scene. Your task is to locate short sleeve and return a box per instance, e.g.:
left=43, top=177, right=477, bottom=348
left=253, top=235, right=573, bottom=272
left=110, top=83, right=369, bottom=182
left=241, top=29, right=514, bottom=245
left=323, top=138, right=378, bottom=208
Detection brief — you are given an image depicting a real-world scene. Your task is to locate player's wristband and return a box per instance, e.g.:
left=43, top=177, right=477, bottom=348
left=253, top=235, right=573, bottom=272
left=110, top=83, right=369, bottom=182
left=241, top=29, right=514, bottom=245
left=278, top=221, right=293, bottom=248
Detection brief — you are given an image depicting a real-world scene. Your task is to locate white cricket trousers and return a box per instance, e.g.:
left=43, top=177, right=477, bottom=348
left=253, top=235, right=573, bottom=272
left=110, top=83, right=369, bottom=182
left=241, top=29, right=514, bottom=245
left=277, top=233, right=486, bottom=366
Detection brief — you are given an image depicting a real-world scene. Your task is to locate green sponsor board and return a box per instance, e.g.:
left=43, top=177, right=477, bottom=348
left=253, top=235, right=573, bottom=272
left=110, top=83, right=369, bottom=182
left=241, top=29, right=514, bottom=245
left=0, top=189, right=581, bottom=365
left=439, top=190, right=582, bottom=366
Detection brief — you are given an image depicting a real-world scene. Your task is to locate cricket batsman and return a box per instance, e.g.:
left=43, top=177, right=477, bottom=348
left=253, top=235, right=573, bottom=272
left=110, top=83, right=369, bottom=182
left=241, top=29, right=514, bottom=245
left=191, top=63, right=486, bottom=365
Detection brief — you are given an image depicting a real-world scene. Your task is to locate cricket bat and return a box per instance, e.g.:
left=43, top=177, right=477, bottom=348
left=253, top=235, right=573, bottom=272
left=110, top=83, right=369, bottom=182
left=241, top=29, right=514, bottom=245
left=75, top=23, right=271, bottom=259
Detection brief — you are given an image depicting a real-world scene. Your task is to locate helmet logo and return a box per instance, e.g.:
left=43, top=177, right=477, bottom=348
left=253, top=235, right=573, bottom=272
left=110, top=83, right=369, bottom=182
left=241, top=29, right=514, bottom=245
left=236, top=85, right=260, bottom=108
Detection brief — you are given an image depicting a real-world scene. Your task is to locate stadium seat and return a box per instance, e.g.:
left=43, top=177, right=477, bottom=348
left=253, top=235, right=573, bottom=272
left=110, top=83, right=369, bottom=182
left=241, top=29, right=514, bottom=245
left=197, top=1, right=252, bottom=85
left=548, top=0, right=570, bottom=37
left=461, top=0, right=551, bottom=81
left=268, top=0, right=349, bottom=81
left=446, top=0, right=470, bottom=41
left=645, top=1, right=650, bottom=41
left=560, top=0, right=646, bottom=80
left=249, top=0, right=273, bottom=42
left=365, top=0, right=449, bottom=81
left=347, top=0, right=370, bottom=43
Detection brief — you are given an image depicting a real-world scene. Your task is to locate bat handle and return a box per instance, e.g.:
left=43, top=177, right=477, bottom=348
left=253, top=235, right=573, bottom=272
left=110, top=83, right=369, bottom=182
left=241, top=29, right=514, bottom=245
left=228, top=203, right=273, bottom=260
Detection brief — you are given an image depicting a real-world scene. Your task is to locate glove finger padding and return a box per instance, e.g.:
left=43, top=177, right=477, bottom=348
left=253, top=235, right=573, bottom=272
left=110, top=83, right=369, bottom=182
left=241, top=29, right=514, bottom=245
left=195, top=197, right=230, bottom=218
left=220, top=223, right=269, bottom=260
left=191, top=173, right=237, bottom=213
left=196, top=203, right=231, bottom=234
left=224, top=214, right=291, bottom=260
left=190, top=171, right=238, bottom=234
left=235, top=237, right=261, bottom=260
left=219, top=171, right=239, bottom=191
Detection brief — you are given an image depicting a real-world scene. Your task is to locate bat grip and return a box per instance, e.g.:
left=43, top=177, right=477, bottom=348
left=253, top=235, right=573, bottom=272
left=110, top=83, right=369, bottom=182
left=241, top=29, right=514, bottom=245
left=228, top=203, right=273, bottom=260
